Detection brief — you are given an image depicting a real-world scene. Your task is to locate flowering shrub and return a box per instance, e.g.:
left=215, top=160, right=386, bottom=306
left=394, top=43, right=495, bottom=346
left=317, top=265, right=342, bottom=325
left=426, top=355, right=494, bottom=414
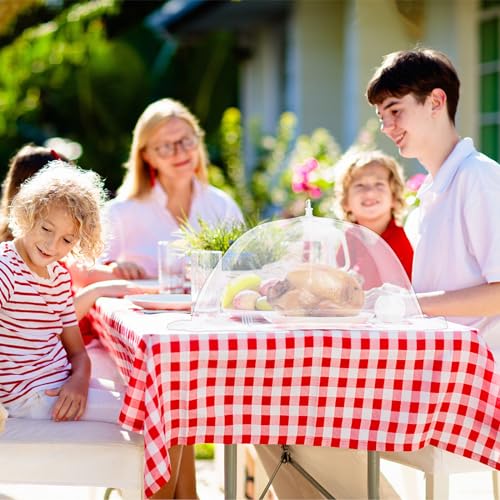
left=277, top=119, right=379, bottom=217
left=288, top=156, right=425, bottom=221
left=405, top=172, right=426, bottom=191
left=215, top=108, right=422, bottom=221
left=277, top=127, right=343, bottom=217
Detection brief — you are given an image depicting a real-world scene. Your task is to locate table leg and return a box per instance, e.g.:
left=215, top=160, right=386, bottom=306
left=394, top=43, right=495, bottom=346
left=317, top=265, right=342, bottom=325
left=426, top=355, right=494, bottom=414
left=367, top=451, right=380, bottom=500
left=224, top=444, right=237, bottom=499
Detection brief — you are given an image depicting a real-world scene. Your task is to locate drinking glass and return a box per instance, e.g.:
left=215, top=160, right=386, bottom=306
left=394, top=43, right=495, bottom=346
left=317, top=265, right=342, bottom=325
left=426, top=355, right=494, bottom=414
left=157, top=241, right=186, bottom=294
left=190, top=250, right=223, bottom=303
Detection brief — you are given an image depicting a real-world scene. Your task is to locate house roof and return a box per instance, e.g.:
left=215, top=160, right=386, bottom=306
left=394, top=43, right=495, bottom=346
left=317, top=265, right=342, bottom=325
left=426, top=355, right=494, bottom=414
left=147, top=0, right=290, bottom=35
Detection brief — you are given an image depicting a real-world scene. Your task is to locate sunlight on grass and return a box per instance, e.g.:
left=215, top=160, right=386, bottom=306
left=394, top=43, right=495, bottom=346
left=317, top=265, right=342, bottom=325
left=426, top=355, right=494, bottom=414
left=195, top=443, right=215, bottom=460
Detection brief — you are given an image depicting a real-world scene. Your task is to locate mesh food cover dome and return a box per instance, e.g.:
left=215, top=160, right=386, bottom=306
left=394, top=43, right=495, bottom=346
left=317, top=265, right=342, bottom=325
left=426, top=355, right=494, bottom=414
left=191, top=206, right=423, bottom=327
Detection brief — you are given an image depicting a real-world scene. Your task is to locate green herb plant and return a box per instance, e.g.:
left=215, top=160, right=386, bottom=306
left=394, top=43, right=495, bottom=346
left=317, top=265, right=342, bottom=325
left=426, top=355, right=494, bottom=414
left=177, top=217, right=248, bottom=254
left=177, top=216, right=288, bottom=271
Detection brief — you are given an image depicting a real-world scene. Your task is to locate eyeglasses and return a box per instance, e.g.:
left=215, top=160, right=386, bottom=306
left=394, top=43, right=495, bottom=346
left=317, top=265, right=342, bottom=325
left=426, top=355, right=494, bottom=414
left=150, top=135, right=200, bottom=158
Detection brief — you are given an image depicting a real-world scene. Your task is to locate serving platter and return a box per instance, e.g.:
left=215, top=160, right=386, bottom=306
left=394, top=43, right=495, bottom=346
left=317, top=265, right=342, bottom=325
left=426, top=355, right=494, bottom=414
left=266, top=311, right=373, bottom=328
left=223, top=309, right=373, bottom=328
left=126, top=293, right=191, bottom=311
left=224, top=310, right=279, bottom=323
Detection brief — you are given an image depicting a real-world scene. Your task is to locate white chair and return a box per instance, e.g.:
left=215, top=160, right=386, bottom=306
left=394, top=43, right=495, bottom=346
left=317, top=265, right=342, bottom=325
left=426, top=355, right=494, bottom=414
left=382, top=447, right=500, bottom=500
left=251, top=444, right=498, bottom=499
left=0, top=417, right=144, bottom=499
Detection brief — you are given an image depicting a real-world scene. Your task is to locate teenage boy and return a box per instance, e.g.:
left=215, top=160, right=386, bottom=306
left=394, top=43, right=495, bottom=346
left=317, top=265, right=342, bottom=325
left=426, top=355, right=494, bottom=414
left=366, top=48, right=500, bottom=358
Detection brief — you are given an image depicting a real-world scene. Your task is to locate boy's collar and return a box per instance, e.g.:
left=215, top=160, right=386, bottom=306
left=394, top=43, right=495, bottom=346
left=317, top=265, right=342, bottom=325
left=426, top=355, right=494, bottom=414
left=419, top=137, right=475, bottom=195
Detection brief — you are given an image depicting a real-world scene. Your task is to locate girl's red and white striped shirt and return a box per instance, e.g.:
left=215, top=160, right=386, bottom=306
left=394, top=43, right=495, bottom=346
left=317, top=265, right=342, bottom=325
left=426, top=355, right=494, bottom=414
left=0, top=241, right=78, bottom=405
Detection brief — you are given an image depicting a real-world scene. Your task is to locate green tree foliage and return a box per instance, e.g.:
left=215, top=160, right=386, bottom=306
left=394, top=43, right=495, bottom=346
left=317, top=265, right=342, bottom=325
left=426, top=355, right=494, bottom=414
left=0, top=0, right=152, bottom=189
left=216, top=110, right=385, bottom=221
left=0, top=0, right=240, bottom=195
left=0, top=1, right=412, bottom=226
left=218, top=107, right=254, bottom=216
left=217, top=108, right=298, bottom=220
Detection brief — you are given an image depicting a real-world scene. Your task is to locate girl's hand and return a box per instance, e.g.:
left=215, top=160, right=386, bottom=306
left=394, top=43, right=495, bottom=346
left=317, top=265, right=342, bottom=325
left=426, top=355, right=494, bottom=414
left=45, top=375, right=89, bottom=422
left=74, top=280, right=157, bottom=319
left=88, top=279, right=158, bottom=298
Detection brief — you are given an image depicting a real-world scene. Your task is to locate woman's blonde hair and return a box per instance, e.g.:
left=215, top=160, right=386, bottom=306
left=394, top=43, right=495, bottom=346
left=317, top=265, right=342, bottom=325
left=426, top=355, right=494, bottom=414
left=9, top=161, right=107, bottom=262
left=118, top=98, right=209, bottom=199
left=334, top=149, right=407, bottom=225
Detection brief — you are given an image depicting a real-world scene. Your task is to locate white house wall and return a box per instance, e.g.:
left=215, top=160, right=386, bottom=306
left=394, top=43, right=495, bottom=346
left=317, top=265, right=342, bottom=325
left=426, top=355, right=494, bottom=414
left=240, top=28, right=282, bottom=134
left=240, top=27, right=283, bottom=169
left=423, top=0, right=478, bottom=140
left=239, top=0, right=479, bottom=156
left=286, top=0, right=344, bottom=138
left=352, top=0, right=419, bottom=156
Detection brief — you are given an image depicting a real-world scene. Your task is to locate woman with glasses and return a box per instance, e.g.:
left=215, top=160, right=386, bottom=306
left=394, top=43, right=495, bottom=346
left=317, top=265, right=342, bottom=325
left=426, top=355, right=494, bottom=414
left=100, top=98, right=243, bottom=279
left=98, top=99, right=243, bottom=499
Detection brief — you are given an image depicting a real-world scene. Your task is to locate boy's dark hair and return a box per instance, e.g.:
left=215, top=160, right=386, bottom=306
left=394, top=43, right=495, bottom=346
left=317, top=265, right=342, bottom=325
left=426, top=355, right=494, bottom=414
left=366, top=48, right=460, bottom=124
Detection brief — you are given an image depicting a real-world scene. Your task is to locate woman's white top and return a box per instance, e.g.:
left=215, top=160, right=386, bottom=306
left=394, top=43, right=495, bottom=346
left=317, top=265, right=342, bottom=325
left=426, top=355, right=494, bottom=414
left=100, top=180, right=243, bottom=277
left=407, top=137, right=500, bottom=351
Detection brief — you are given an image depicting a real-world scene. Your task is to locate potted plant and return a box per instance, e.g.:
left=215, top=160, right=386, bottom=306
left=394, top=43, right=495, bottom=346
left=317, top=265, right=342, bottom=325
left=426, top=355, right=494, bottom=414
left=179, top=216, right=288, bottom=266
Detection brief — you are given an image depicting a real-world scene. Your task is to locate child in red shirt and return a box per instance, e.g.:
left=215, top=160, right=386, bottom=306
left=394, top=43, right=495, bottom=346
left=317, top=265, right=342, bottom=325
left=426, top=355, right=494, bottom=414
left=335, top=150, right=413, bottom=289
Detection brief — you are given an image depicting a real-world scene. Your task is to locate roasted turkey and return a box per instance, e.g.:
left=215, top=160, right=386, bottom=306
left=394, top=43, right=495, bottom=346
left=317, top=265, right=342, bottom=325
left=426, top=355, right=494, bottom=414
left=267, top=263, right=364, bottom=316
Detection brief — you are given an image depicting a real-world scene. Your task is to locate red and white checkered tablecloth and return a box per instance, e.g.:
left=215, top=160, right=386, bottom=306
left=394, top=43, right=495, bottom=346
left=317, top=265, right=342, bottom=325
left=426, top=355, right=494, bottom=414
left=90, top=298, right=500, bottom=499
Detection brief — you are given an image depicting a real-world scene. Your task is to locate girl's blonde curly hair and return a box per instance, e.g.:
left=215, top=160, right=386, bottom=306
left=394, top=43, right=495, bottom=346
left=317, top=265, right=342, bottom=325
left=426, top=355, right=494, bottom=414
left=334, top=149, right=407, bottom=225
left=8, top=161, right=107, bottom=262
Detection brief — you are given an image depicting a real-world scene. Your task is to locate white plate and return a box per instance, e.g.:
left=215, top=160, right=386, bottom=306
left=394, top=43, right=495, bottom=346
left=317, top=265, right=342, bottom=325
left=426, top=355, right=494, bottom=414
left=130, top=279, right=160, bottom=289
left=223, top=310, right=373, bottom=328
left=126, top=293, right=191, bottom=311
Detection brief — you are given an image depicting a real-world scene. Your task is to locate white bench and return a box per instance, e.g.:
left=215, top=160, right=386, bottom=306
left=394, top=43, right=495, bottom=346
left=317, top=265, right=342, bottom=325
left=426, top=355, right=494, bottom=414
left=0, top=418, right=144, bottom=499
left=384, top=447, right=500, bottom=500
left=0, top=341, right=144, bottom=499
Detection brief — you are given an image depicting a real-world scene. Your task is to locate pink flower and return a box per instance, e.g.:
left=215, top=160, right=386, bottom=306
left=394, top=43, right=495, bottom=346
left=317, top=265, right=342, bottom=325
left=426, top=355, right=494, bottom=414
left=296, top=157, right=318, bottom=174
left=292, top=179, right=306, bottom=193
left=406, top=173, right=426, bottom=192
left=308, top=186, right=322, bottom=199
left=292, top=158, right=323, bottom=198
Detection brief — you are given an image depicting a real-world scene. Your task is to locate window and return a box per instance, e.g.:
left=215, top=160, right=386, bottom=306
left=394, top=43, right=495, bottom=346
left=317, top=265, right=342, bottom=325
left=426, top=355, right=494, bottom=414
left=480, top=0, right=500, bottom=160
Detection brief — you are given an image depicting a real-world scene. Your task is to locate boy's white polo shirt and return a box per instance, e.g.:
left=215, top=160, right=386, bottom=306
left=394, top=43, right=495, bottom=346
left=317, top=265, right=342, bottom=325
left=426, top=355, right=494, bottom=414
left=409, top=137, right=500, bottom=351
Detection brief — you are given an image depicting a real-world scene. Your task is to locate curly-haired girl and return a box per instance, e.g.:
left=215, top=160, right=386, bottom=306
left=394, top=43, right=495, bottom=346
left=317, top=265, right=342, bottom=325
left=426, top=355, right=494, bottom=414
left=0, top=161, right=120, bottom=422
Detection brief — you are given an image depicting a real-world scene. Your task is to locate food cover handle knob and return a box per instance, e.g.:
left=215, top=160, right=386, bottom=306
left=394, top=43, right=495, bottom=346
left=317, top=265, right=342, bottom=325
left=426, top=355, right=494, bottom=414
left=305, top=199, right=313, bottom=217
